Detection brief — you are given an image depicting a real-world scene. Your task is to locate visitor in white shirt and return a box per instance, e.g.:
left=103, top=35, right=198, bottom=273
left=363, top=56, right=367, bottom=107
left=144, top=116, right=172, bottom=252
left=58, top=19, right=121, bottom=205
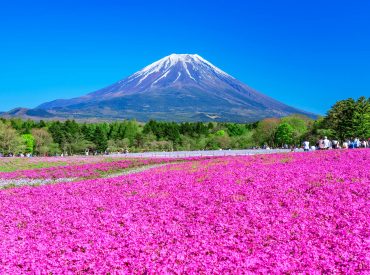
left=303, top=140, right=310, bottom=151
left=323, top=136, right=330, bottom=149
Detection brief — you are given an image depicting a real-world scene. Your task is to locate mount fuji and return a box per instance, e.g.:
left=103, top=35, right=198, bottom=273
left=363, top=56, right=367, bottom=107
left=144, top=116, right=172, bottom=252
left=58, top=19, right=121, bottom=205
left=5, top=54, right=315, bottom=122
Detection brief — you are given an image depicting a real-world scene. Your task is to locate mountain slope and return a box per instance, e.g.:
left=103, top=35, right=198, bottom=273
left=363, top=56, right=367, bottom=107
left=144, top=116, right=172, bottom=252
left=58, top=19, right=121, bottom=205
left=23, top=54, right=316, bottom=122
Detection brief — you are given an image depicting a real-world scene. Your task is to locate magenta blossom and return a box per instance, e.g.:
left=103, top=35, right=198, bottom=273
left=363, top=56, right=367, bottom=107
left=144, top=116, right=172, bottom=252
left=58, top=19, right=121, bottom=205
left=0, top=149, right=369, bottom=273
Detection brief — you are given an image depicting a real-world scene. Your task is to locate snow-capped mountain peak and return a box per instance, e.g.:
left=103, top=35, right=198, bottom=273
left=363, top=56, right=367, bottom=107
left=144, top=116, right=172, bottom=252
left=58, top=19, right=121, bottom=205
left=121, top=54, right=233, bottom=89
left=140, top=54, right=215, bottom=74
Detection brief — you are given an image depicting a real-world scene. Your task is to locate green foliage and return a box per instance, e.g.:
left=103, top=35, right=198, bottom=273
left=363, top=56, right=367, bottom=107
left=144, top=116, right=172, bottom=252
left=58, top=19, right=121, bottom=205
left=48, top=143, right=62, bottom=156
left=325, top=97, right=370, bottom=140
left=325, top=98, right=356, bottom=140
left=70, top=137, right=95, bottom=154
left=302, top=117, right=331, bottom=143
left=226, top=123, right=247, bottom=136
left=0, top=121, right=25, bottom=155
left=230, top=131, right=255, bottom=148
left=253, top=118, right=280, bottom=146
left=353, top=96, right=370, bottom=139
left=144, top=120, right=181, bottom=143
left=281, top=115, right=310, bottom=144
left=32, top=128, right=54, bottom=156
left=215, top=130, right=225, bottom=136
left=94, top=127, right=108, bottom=152
left=21, top=134, right=35, bottom=154
left=107, top=138, right=130, bottom=153
left=275, top=123, right=294, bottom=146
left=0, top=96, right=367, bottom=155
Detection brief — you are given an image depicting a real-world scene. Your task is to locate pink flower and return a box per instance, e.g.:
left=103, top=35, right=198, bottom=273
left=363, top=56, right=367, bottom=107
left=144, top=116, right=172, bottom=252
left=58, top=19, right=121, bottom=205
left=0, top=149, right=368, bottom=273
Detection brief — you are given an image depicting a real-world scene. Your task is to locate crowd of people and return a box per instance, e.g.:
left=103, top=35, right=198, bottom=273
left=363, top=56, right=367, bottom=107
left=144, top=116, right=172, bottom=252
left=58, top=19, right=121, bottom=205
left=302, top=137, right=369, bottom=152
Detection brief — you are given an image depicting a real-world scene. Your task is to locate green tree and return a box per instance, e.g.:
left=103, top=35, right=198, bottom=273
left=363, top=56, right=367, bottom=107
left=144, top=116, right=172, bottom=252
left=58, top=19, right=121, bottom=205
left=107, top=139, right=130, bottom=153
left=215, top=130, right=225, bottom=136
left=94, top=127, right=108, bottom=152
left=48, top=143, right=62, bottom=156
left=124, top=120, right=140, bottom=144
left=0, top=121, right=25, bottom=155
left=226, top=123, right=246, bottom=136
left=303, top=116, right=333, bottom=144
left=49, top=121, right=64, bottom=145
left=21, top=119, right=36, bottom=134
left=253, top=118, right=280, bottom=146
left=325, top=98, right=356, bottom=140
left=353, top=96, right=370, bottom=139
left=10, top=118, right=23, bottom=131
left=325, top=97, right=370, bottom=140
left=275, top=123, right=294, bottom=146
left=31, top=128, right=54, bottom=156
left=230, top=130, right=256, bottom=148
left=281, top=115, right=310, bottom=144
left=21, top=134, right=35, bottom=154
left=179, top=135, right=197, bottom=150
left=70, top=136, right=96, bottom=154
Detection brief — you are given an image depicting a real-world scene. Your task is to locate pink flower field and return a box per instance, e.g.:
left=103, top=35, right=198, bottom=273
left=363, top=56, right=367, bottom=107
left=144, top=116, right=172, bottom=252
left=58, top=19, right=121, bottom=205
left=0, top=157, right=213, bottom=187
left=0, top=149, right=369, bottom=273
left=0, top=158, right=183, bottom=180
left=0, top=155, right=111, bottom=172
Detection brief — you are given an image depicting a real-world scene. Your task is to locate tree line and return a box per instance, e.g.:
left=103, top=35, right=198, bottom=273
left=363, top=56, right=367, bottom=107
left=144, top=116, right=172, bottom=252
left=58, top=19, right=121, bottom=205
left=0, top=96, right=368, bottom=156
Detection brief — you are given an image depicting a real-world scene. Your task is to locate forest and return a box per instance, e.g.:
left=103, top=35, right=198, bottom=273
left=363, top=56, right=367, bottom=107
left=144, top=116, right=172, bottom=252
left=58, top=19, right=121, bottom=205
left=0, top=97, right=368, bottom=156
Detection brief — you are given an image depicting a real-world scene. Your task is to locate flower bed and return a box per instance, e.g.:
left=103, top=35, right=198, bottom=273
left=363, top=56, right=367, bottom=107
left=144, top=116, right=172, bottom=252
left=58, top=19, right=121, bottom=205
left=0, top=157, right=195, bottom=180
left=0, top=155, right=112, bottom=172
left=0, top=149, right=368, bottom=273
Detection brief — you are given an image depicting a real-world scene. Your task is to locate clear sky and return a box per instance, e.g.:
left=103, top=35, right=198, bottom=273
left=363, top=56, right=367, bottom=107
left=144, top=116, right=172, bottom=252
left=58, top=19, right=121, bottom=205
left=0, top=0, right=369, bottom=115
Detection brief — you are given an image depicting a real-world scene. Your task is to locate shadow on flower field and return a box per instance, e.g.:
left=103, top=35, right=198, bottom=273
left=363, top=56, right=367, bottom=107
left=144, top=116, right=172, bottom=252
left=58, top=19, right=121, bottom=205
left=0, top=149, right=369, bottom=273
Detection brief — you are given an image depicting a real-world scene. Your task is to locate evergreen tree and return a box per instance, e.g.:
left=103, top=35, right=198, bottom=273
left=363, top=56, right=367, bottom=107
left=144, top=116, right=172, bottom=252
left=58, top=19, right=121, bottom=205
left=94, top=127, right=108, bottom=152
left=124, top=120, right=139, bottom=144
left=325, top=98, right=356, bottom=140
left=226, top=123, right=246, bottom=136
left=353, top=96, right=370, bottom=139
left=49, top=121, right=64, bottom=145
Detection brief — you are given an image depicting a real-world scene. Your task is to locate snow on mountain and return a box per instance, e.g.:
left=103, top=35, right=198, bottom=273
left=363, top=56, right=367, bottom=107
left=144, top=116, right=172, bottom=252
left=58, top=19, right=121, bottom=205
left=33, top=53, right=316, bottom=122
left=128, top=54, right=232, bottom=84
left=85, top=53, right=236, bottom=99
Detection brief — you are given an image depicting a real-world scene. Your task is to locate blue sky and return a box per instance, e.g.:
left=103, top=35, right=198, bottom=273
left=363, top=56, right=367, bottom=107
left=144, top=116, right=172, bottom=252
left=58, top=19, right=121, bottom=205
left=0, top=0, right=369, bottom=115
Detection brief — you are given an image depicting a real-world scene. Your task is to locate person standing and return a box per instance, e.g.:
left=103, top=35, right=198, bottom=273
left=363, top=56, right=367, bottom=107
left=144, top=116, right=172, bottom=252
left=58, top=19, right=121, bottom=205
left=318, top=138, right=325, bottom=150
left=303, top=140, right=310, bottom=152
left=361, top=139, right=368, bottom=148
left=332, top=139, right=339, bottom=149
left=323, top=136, right=330, bottom=149
left=342, top=141, right=348, bottom=149
left=354, top=138, right=360, bottom=148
